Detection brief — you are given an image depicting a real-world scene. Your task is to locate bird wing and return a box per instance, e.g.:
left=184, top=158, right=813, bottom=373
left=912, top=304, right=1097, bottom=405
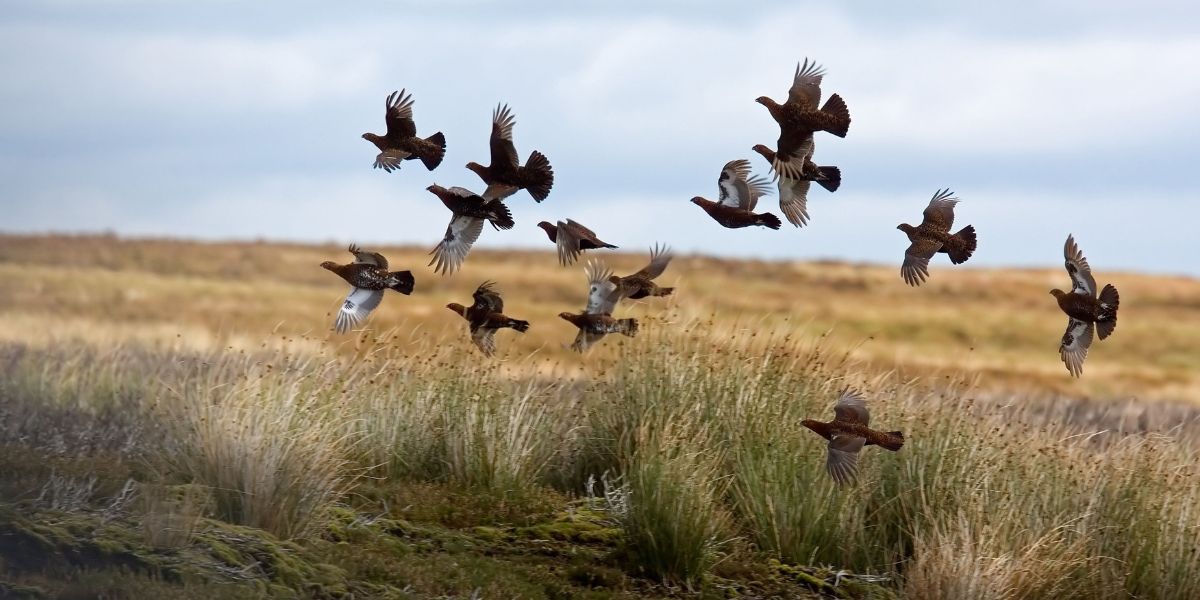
left=1060, top=317, right=1094, bottom=378
left=826, top=434, right=865, bottom=485
left=383, top=89, right=417, bottom=139
left=786, top=58, right=826, bottom=108
left=428, top=215, right=484, bottom=276
left=471, top=327, right=498, bottom=357
left=348, top=244, right=388, bottom=269
left=489, top=103, right=520, bottom=169
left=584, top=259, right=620, bottom=314
left=717, top=159, right=753, bottom=209
left=570, top=328, right=606, bottom=353
left=919, top=189, right=958, bottom=232
left=778, top=176, right=812, bottom=227
left=333, top=286, right=384, bottom=334
left=472, top=280, right=504, bottom=313
left=630, top=243, right=673, bottom=280
left=833, top=389, right=870, bottom=426
left=901, top=237, right=943, bottom=286
left=1063, top=234, right=1097, bottom=298
left=555, top=220, right=584, bottom=266
left=743, top=173, right=773, bottom=212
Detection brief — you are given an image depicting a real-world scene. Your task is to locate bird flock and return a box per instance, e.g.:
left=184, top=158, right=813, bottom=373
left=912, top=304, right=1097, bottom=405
left=321, top=58, right=1123, bottom=479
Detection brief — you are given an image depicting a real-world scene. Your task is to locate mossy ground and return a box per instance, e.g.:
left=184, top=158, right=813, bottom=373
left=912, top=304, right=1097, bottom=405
left=1, top=481, right=894, bottom=599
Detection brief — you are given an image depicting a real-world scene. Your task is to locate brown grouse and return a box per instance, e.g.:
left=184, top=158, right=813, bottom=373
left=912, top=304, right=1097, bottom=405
left=537, top=219, right=618, bottom=266
left=755, top=59, right=851, bottom=181
left=751, top=143, right=840, bottom=227
left=802, top=389, right=904, bottom=485
left=609, top=243, right=675, bottom=301
left=361, top=89, right=446, bottom=173
left=558, top=260, right=638, bottom=353
left=446, top=281, right=530, bottom=357
left=1050, top=234, right=1120, bottom=377
left=321, top=244, right=415, bottom=334
left=691, top=159, right=782, bottom=229
left=896, top=189, right=977, bottom=286
left=426, top=184, right=515, bottom=276
left=466, top=104, right=555, bottom=202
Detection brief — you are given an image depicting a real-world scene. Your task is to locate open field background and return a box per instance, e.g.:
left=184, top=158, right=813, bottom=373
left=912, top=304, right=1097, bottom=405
left=2, top=233, right=1200, bottom=599
left=1, top=234, right=1198, bottom=403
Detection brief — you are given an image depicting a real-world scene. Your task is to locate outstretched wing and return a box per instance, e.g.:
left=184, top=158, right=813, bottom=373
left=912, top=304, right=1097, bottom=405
left=383, top=89, right=417, bottom=139
left=778, top=176, right=812, bottom=227
left=786, top=58, right=825, bottom=108
left=333, top=286, right=384, bottom=334
left=901, top=237, right=943, bottom=286
left=489, top=103, right=520, bottom=169
left=826, top=434, right=865, bottom=485
left=584, top=260, right=620, bottom=315
left=1063, top=234, right=1097, bottom=298
left=471, top=327, right=498, bottom=357
left=919, top=189, right=958, bottom=233
left=1060, top=317, right=1094, bottom=377
left=472, top=280, right=504, bottom=313
left=717, top=159, right=772, bottom=211
left=348, top=244, right=388, bottom=269
left=833, top=388, right=870, bottom=426
left=428, top=215, right=484, bottom=276
left=630, top=243, right=673, bottom=280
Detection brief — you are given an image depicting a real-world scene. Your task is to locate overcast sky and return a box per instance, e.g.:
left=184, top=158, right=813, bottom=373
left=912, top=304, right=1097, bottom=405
left=2, top=1, right=1198, bottom=275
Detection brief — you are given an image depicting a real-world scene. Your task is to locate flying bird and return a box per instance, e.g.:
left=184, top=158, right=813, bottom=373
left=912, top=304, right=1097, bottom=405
left=466, top=103, right=555, bottom=202
left=1050, top=235, right=1120, bottom=377
left=896, top=189, right=977, bottom=286
left=558, top=260, right=638, bottom=352
left=426, top=184, right=515, bottom=276
left=361, top=89, right=446, bottom=173
left=610, top=243, right=675, bottom=301
left=446, top=281, right=530, bottom=357
left=755, top=59, right=851, bottom=181
left=801, top=389, right=904, bottom=485
left=320, top=245, right=415, bottom=334
left=537, top=219, right=618, bottom=266
left=691, top=159, right=782, bottom=230
left=751, top=143, right=841, bottom=227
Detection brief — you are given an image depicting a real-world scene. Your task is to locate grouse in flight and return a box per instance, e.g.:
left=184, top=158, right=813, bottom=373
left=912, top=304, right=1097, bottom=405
left=426, top=184, right=515, bottom=276
left=609, top=243, right=675, bottom=301
left=446, top=281, right=530, bottom=357
left=751, top=143, right=840, bottom=227
left=755, top=59, right=850, bottom=181
left=691, top=159, right=782, bottom=229
left=466, top=103, right=555, bottom=202
left=537, top=219, right=618, bottom=266
left=896, top=189, right=977, bottom=286
left=559, top=260, right=638, bottom=353
left=802, top=389, right=904, bottom=485
left=361, top=89, right=446, bottom=173
left=1050, top=235, right=1120, bottom=377
left=321, top=245, right=415, bottom=334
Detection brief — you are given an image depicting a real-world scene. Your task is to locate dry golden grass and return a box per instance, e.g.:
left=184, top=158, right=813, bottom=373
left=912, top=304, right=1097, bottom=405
left=1, top=233, right=1196, bottom=402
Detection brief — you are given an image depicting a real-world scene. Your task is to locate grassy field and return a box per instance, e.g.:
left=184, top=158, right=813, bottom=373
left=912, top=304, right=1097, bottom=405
left=2, top=234, right=1200, bottom=599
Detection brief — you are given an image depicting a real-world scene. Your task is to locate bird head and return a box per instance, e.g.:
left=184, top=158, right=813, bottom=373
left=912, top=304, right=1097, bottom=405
left=446, top=302, right=467, bottom=317
left=750, top=144, right=773, bottom=159
left=319, top=261, right=338, bottom=271
left=361, top=133, right=379, bottom=143
left=558, top=312, right=575, bottom=322
left=426, top=184, right=443, bottom=194
left=754, top=96, right=775, bottom=108
left=896, top=223, right=916, bottom=235
left=536, top=221, right=557, bottom=238
left=1049, top=289, right=1066, bottom=299
left=465, top=162, right=487, bottom=177
left=690, top=196, right=708, bottom=207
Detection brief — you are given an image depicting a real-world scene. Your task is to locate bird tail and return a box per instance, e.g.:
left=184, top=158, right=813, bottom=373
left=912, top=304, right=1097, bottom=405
left=820, top=94, right=851, bottom=138
left=388, top=270, right=415, bottom=295
left=522, top=151, right=555, bottom=202
left=757, top=212, right=783, bottom=230
left=653, top=286, right=674, bottom=298
left=878, top=431, right=905, bottom=451
left=1097, top=284, right=1119, bottom=340
left=508, top=318, right=531, bottom=333
left=615, top=318, right=638, bottom=337
left=815, top=165, right=841, bottom=193
left=947, top=225, right=977, bottom=264
left=419, top=132, right=446, bottom=171
left=486, top=200, right=516, bottom=230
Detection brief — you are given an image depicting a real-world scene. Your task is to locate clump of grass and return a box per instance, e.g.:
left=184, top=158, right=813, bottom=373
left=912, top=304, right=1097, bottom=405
left=139, top=483, right=209, bottom=550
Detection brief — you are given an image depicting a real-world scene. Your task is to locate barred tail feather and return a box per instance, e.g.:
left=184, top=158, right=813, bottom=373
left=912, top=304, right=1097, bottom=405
left=758, top=212, right=783, bottom=230
left=389, top=270, right=415, bottom=295
left=420, top=132, right=446, bottom=171
left=820, top=94, right=851, bottom=138
left=1097, top=284, right=1119, bottom=340
left=522, top=150, right=555, bottom=202
left=948, top=225, right=977, bottom=264
left=816, top=166, right=841, bottom=192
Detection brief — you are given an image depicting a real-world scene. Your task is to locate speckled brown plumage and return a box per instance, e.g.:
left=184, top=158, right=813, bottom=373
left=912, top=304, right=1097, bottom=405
left=446, top=281, right=529, bottom=357
left=896, top=189, right=977, bottom=286
left=538, top=219, right=617, bottom=266
left=558, top=260, right=638, bottom=352
left=321, top=244, right=415, bottom=334
left=690, top=159, right=782, bottom=229
left=755, top=59, right=851, bottom=181
left=465, top=104, right=554, bottom=202
left=361, top=89, right=446, bottom=173
left=610, top=244, right=675, bottom=300
left=801, top=389, right=904, bottom=485
left=1050, top=234, right=1120, bottom=377
left=426, top=184, right=515, bottom=276
left=751, top=143, right=840, bottom=227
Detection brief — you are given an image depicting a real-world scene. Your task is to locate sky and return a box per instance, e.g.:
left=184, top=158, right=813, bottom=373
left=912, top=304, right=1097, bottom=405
left=1, top=1, right=1198, bottom=275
